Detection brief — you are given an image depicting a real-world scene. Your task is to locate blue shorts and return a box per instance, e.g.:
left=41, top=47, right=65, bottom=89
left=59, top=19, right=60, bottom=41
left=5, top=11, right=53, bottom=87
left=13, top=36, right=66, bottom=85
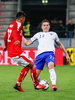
left=34, top=52, right=55, bottom=70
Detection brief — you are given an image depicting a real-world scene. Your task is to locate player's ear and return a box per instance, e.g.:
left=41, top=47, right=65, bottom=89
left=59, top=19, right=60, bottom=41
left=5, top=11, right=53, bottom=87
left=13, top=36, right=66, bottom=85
left=41, top=25, right=42, bottom=29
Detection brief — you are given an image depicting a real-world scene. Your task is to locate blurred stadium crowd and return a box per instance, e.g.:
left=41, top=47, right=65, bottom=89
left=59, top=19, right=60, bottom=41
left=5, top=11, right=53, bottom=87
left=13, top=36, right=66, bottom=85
left=28, top=18, right=75, bottom=38
left=0, top=0, right=75, bottom=47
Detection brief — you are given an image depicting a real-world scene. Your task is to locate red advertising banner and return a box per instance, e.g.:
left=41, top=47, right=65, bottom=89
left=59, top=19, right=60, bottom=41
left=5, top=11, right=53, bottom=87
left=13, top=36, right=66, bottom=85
left=0, top=48, right=64, bottom=65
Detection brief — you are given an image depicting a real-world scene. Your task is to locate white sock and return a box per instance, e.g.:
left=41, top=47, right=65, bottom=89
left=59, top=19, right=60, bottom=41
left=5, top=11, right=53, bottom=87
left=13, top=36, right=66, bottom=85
left=49, top=68, right=56, bottom=85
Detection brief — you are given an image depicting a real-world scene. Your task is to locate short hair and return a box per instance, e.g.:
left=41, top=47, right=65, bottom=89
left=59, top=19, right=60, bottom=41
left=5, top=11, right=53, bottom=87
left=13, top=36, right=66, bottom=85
left=16, top=11, right=26, bottom=19
left=41, top=19, right=50, bottom=25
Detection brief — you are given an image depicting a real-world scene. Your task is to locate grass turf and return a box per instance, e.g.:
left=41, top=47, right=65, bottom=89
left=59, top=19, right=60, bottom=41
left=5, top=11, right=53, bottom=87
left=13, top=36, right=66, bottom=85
left=0, top=65, right=75, bottom=100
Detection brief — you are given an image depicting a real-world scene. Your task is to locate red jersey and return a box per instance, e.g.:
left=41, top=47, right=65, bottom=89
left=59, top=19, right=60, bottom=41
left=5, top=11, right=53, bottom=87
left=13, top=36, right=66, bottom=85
left=4, top=21, right=23, bottom=57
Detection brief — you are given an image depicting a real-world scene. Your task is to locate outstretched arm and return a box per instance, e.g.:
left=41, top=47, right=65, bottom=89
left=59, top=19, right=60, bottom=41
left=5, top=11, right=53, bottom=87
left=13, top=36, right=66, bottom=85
left=22, top=36, right=33, bottom=46
left=4, top=32, right=7, bottom=51
left=56, top=41, right=70, bottom=63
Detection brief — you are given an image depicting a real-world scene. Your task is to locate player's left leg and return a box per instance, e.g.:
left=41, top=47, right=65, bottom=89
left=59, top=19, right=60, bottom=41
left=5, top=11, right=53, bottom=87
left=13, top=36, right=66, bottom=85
left=45, top=52, right=57, bottom=91
left=48, top=62, right=57, bottom=91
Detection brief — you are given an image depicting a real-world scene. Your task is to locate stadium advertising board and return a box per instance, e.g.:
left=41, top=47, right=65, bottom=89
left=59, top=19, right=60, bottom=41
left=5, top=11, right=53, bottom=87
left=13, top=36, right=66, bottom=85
left=0, top=48, right=63, bottom=65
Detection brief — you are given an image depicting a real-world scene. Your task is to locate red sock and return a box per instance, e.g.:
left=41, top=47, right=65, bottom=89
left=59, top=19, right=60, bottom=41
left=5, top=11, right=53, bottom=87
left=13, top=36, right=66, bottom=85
left=30, top=69, right=39, bottom=86
left=17, top=67, right=29, bottom=86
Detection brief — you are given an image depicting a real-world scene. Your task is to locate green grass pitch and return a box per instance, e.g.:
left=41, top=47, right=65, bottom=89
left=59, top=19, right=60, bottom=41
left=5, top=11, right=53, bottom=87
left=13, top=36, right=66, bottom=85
left=0, top=65, right=75, bottom=100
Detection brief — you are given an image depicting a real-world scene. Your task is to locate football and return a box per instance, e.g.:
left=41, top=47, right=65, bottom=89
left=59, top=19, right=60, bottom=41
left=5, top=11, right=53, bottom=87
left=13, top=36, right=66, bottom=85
left=39, top=80, right=49, bottom=90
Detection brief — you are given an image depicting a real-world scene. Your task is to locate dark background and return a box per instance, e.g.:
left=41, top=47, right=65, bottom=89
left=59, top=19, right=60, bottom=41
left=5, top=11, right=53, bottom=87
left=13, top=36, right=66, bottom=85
left=22, top=0, right=67, bottom=26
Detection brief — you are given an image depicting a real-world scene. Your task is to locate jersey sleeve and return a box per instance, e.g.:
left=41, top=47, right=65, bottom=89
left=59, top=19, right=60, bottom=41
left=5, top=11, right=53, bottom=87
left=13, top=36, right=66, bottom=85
left=55, top=33, right=60, bottom=42
left=30, top=33, right=38, bottom=42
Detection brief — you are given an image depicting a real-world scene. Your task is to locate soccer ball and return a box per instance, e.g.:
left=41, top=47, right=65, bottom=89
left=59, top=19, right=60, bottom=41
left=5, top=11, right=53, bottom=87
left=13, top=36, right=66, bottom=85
left=39, top=80, right=49, bottom=90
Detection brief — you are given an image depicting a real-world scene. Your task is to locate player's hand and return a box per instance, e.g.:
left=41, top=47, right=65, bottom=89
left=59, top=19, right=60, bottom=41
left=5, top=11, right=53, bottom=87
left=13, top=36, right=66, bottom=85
left=14, top=40, right=20, bottom=45
left=66, top=55, right=71, bottom=63
left=3, top=48, right=7, bottom=51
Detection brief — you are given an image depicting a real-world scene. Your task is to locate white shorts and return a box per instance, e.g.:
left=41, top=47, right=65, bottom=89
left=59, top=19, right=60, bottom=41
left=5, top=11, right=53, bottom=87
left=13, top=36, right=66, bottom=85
left=11, top=52, right=33, bottom=67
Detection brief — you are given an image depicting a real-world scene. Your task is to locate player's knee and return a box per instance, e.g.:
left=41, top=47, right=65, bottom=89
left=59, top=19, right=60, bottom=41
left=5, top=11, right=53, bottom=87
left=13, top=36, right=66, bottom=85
left=30, top=62, right=34, bottom=68
left=26, top=62, right=34, bottom=69
left=48, top=61, right=54, bottom=70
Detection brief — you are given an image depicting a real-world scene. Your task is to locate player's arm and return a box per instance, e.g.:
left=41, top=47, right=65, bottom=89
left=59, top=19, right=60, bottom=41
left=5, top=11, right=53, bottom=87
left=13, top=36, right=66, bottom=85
left=22, top=33, right=37, bottom=46
left=56, top=41, right=70, bottom=63
left=22, top=36, right=33, bottom=46
left=3, top=32, right=7, bottom=51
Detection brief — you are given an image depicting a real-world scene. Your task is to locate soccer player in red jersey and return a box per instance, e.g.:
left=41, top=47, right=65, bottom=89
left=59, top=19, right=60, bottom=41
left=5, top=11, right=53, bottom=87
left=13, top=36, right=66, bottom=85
left=4, top=11, right=46, bottom=92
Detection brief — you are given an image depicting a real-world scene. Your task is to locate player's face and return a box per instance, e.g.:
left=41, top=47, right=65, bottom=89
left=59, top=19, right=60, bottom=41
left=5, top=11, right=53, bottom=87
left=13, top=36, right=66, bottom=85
left=41, top=22, right=50, bottom=32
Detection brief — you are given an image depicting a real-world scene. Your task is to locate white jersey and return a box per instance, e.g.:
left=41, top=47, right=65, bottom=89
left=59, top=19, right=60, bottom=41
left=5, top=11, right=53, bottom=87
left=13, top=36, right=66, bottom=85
left=31, top=31, right=60, bottom=56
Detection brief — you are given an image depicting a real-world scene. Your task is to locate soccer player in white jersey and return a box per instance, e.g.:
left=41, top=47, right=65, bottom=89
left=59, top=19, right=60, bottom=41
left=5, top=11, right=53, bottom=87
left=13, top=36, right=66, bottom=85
left=22, top=19, right=70, bottom=91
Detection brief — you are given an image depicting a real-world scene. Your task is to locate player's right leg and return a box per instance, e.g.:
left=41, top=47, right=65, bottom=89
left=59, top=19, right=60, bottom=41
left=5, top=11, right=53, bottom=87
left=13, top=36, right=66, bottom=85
left=14, top=84, right=24, bottom=92
left=34, top=54, right=45, bottom=78
left=29, top=64, right=46, bottom=90
left=11, top=54, right=31, bottom=92
left=34, top=55, right=46, bottom=89
left=14, top=67, right=29, bottom=92
left=33, top=65, right=41, bottom=82
left=36, top=69, right=41, bottom=77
